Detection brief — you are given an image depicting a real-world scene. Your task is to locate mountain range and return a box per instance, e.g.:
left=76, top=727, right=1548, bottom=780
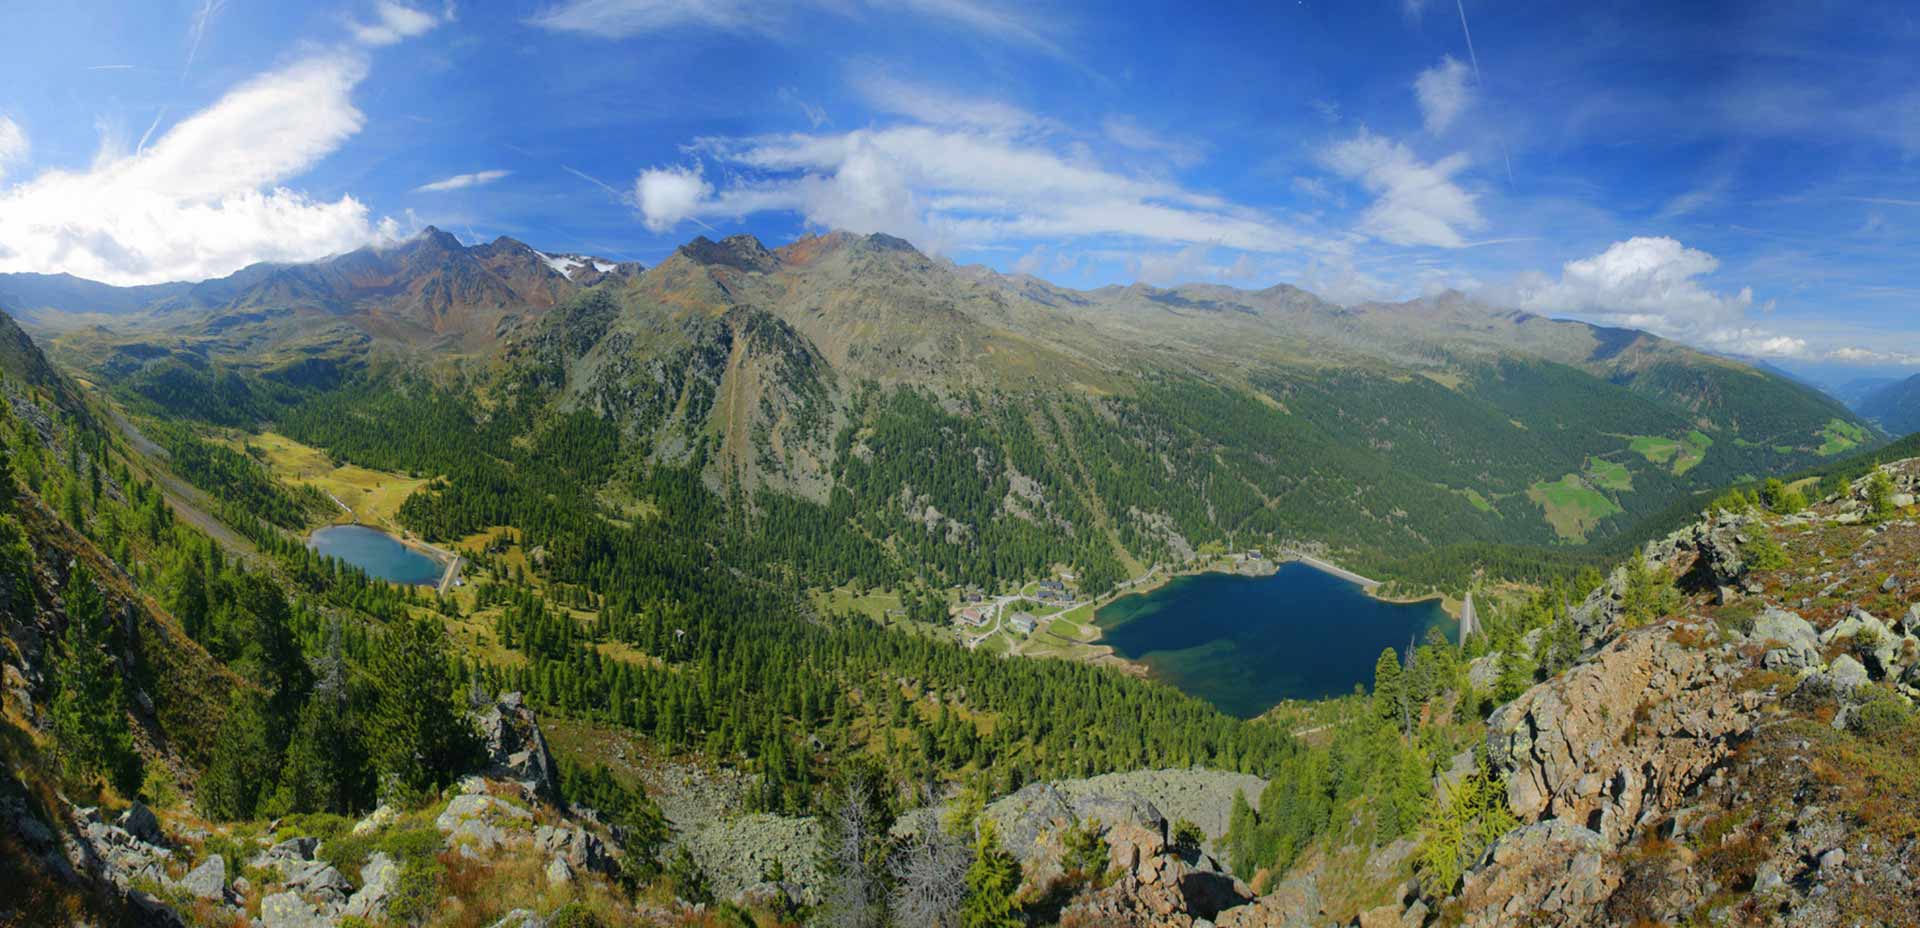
left=1855, top=374, right=1920, bottom=437
left=2, top=228, right=1882, bottom=587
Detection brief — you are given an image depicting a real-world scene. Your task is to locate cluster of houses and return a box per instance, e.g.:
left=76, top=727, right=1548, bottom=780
left=948, top=574, right=1079, bottom=639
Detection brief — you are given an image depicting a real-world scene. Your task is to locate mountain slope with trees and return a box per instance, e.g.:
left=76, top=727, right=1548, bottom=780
left=26, top=229, right=1879, bottom=596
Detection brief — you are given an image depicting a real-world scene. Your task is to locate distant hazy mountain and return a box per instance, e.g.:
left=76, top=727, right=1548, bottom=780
left=1834, top=375, right=1903, bottom=408
left=1858, top=374, right=1920, bottom=436
left=2, top=227, right=641, bottom=352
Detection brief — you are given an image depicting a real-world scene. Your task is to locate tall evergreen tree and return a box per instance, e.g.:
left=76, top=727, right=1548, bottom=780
left=272, top=624, right=364, bottom=815
left=200, top=690, right=276, bottom=820
left=1371, top=648, right=1402, bottom=724
left=366, top=617, right=477, bottom=803
left=49, top=566, right=141, bottom=794
left=961, top=819, right=1022, bottom=928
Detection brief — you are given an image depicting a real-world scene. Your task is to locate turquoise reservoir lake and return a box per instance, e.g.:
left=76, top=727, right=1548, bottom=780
left=308, top=524, right=444, bottom=586
left=1095, top=562, right=1450, bottom=718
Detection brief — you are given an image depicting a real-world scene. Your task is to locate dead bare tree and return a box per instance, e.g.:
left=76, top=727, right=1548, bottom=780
left=888, top=820, right=971, bottom=928
left=819, top=779, right=888, bottom=928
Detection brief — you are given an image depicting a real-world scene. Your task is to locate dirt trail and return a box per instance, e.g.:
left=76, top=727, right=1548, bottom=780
left=106, top=406, right=262, bottom=561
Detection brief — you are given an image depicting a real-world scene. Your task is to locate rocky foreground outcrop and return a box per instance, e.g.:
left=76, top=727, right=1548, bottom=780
left=1484, top=624, right=1766, bottom=847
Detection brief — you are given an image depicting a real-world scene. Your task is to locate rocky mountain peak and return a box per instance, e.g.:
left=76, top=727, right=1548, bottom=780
left=677, top=233, right=777, bottom=272
left=412, top=225, right=466, bottom=253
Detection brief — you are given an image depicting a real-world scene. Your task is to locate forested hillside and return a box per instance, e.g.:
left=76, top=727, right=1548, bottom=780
left=1858, top=373, right=1920, bottom=437
left=33, top=230, right=1878, bottom=599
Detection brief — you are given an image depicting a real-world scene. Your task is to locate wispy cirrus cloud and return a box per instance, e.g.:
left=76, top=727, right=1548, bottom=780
left=1102, top=115, right=1206, bottom=168
left=349, top=1, right=446, bottom=46
left=1413, top=56, right=1472, bottom=134
left=414, top=169, right=510, bottom=192
left=1321, top=129, right=1482, bottom=248
left=0, top=116, right=26, bottom=181
left=529, top=0, right=1062, bottom=54
left=633, top=121, right=1324, bottom=257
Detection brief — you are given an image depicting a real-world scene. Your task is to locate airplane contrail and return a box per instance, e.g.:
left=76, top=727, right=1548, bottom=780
left=1455, top=0, right=1514, bottom=188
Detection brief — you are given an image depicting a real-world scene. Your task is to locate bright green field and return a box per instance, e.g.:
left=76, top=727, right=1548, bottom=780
left=1627, top=431, right=1710, bottom=476
left=1527, top=473, right=1623, bottom=541
left=1818, top=418, right=1868, bottom=457
left=1585, top=456, right=1633, bottom=491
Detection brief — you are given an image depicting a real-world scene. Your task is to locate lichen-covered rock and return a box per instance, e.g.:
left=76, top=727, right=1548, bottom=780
left=1752, top=606, right=1820, bottom=670
left=250, top=836, right=318, bottom=872
left=69, top=805, right=173, bottom=891
left=175, top=854, right=227, bottom=901
left=1212, top=870, right=1323, bottom=928
left=436, top=792, right=533, bottom=853
left=1060, top=824, right=1252, bottom=928
left=258, top=891, right=330, bottom=928
left=536, top=823, right=612, bottom=875
left=476, top=692, right=558, bottom=798
left=341, top=851, right=398, bottom=919
left=1486, top=628, right=1764, bottom=846
left=1453, top=820, right=1619, bottom=927
left=1823, top=654, right=1870, bottom=692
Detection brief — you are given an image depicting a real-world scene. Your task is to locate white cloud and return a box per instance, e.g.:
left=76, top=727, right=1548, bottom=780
left=414, top=169, right=510, bottom=192
left=1512, top=236, right=1747, bottom=330
left=636, top=164, right=715, bottom=232
left=778, top=87, right=828, bottom=129
left=530, top=0, right=769, bottom=35
left=851, top=73, right=1046, bottom=135
left=351, top=1, right=443, bottom=46
left=1125, top=244, right=1258, bottom=285
left=0, top=116, right=26, bottom=180
left=638, top=124, right=1323, bottom=256
left=1102, top=115, right=1205, bottom=168
left=1502, top=236, right=1817, bottom=356
left=1322, top=129, right=1482, bottom=247
left=1414, top=56, right=1472, bottom=134
left=0, top=54, right=394, bottom=285
left=1298, top=256, right=1395, bottom=306
left=531, top=0, right=1060, bottom=53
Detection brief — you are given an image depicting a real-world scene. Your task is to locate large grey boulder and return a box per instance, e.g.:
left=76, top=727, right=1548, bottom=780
left=535, top=824, right=611, bottom=875
left=476, top=692, right=558, bottom=798
left=342, top=851, right=399, bottom=919
left=283, top=858, right=352, bottom=907
left=1825, top=654, right=1871, bottom=693
left=175, top=854, right=227, bottom=901
left=1753, top=607, right=1820, bottom=671
left=436, top=792, right=533, bottom=853
left=258, top=891, right=330, bottom=928
left=116, top=801, right=164, bottom=846
left=250, top=836, right=318, bottom=872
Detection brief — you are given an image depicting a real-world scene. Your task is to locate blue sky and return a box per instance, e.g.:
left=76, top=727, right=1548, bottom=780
left=2, top=1, right=1919, bottom=374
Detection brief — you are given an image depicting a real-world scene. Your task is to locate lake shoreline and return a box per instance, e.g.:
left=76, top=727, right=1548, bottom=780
left=1078, top=556, right=1455, bottom=718
left=307, top=522, right=460, bottom=590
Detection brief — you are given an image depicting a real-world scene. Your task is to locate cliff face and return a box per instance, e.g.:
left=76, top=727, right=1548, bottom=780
left=1412, top=462, right=1920, bottom=927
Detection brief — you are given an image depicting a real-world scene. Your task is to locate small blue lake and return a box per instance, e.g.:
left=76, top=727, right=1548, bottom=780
left=308, top=524, right=445, bottom=586
left=1095, top=562, right=1451, bottom=718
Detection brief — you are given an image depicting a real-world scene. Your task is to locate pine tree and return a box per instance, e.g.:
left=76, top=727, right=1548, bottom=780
left=1867, top=470, right=1898, bottom=522
left=49, top=566, right=141, bottom=794
left=272, top=624, right=363, bottom=815
left=0, top=445, right=16, bottom=511
left=200, top=690, right=275, bottom=820
left=1371, top=648, right=1402, bottom=724
left=366, top=617, right=477, bottom=803
left=962, top=819, right=1022, bottom=928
